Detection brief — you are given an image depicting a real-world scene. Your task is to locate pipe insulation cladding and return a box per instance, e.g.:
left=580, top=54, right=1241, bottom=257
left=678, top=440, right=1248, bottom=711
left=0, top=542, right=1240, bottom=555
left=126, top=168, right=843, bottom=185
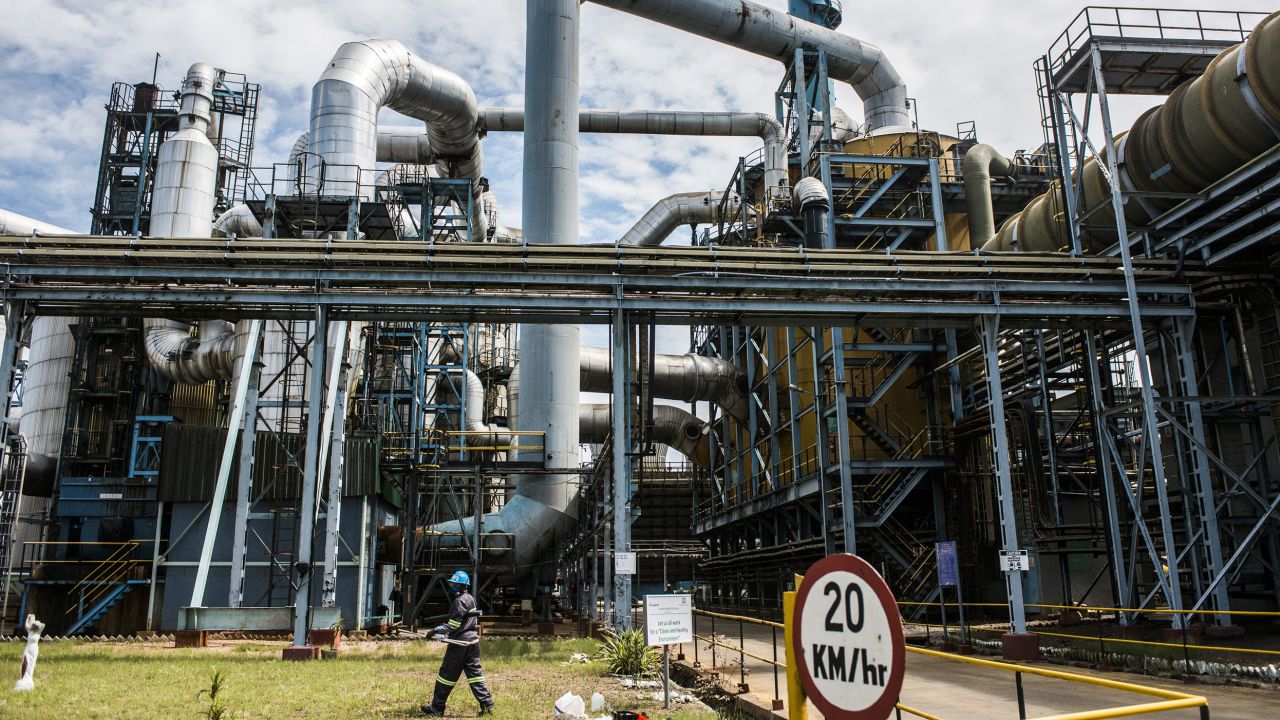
left=984, top=10, right=1280, bottom=254
left=478, top=108, right=787, bottom=192
left=0, top=210, right=76, bottom=496
left=585, top=0, right=909, bottom=130
left=962, top=144, right=1015, bottom=249
left=502, top=0, right=583, bottom=575
left=144, top=63, right=241, bottom=387
left=618, top=191, right=743, bottom=246
left=308, top=39, right=488, bottom=241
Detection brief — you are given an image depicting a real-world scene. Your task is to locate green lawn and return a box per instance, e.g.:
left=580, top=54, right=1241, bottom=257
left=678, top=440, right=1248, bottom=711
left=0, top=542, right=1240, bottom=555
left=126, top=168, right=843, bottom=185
left=0, top=636, right=719, bottom=719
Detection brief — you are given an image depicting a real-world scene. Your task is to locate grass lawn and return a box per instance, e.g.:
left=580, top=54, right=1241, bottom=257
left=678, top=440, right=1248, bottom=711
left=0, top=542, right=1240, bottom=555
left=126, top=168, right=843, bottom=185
left=0, top=636, right=721, bottom=719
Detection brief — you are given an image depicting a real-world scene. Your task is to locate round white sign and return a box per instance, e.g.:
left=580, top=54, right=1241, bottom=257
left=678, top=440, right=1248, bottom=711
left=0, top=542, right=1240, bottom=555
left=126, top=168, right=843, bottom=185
left=793, top=554, right=904, bottom=720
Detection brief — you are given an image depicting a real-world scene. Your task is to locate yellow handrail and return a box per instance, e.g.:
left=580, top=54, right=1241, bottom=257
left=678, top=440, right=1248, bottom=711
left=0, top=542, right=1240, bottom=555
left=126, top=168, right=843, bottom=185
left=906, top=646, right=1208, bottom=720
left=694, top=608, right=784, bottom=629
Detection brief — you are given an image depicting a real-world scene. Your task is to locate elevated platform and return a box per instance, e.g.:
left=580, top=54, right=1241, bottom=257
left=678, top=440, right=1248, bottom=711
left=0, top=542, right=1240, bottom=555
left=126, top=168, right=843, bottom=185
left=1046, top=7, right=1264, bottom=94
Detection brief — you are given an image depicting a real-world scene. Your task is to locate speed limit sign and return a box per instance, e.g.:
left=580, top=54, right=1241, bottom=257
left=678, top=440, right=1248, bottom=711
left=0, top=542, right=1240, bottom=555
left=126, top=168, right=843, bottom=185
left=792, top=554, right=905, bottom=720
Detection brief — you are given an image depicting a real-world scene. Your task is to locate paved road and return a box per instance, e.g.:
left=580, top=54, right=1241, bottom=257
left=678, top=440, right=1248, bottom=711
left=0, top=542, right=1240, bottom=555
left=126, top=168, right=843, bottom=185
left=685, top=614, right=1274, bottom=719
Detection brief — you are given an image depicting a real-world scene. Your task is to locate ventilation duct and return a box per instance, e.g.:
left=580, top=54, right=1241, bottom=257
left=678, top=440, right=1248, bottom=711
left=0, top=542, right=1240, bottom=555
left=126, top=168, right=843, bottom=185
left=585, top=0, right=909, bottom=130
left=984, top=11, right=1280, bottom=253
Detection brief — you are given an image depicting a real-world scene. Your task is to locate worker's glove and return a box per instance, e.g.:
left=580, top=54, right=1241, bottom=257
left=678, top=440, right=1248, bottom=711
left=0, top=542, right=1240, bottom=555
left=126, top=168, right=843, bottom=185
left=431, top=633, right=447, bottom=641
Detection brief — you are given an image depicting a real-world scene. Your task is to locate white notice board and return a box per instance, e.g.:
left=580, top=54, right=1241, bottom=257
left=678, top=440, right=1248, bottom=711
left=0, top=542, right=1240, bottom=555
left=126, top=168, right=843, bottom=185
left=645, top=594, right=693, bottom=646
left=615, top=551, right=637, bottom=575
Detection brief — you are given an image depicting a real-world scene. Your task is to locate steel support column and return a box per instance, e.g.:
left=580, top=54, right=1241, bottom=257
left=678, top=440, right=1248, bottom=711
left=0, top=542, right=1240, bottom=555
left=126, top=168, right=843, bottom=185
left=228, top=325, right=263, bottom=608
left=292, top=306, right=329, bottom=646
left=980, top=315, right=1027, bottom=634
left=612, top=310, right=632, bottom=629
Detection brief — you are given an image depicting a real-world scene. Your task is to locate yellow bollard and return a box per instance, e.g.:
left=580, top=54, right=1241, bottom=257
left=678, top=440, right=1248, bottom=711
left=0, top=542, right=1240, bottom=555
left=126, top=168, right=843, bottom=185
left=784, top=573, right=807, bottom=719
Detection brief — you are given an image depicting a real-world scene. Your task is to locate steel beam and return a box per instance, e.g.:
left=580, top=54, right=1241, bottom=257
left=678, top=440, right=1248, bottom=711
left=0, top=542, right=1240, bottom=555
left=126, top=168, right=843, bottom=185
left=292, top=307, right=328, bottom=646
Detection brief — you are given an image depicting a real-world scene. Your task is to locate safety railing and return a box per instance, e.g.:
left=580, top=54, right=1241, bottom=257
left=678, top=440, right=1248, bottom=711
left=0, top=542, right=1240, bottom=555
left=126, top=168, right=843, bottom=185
left=444, top=430, right=546, bottom=454
left=900, top=599, right=1280, bottom=675
left=689, top=604, right=1208, bottom=719
left=1045, top=6, right=1265, bottom=76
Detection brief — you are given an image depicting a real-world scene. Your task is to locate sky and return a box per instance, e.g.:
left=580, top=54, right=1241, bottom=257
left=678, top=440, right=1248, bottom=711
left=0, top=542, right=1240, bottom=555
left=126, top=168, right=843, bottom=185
left=0, top=0, right=1274, bottom=401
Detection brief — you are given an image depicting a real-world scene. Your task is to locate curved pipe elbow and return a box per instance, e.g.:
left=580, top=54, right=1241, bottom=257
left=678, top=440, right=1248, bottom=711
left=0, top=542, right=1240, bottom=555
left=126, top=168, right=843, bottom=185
left=144, top=319, right=237, bottom=385
left=962, top=144, right=1014, bottom=248
left=792, top=177, right=830, bottom=210
left=619, top=191, right=742, bottom=246
left=212, top=204, right=263, bottom=238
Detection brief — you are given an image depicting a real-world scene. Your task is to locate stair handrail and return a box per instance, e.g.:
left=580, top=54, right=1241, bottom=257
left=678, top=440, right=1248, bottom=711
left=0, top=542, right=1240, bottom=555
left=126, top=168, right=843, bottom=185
left=63, top=540, right=141, bottom=619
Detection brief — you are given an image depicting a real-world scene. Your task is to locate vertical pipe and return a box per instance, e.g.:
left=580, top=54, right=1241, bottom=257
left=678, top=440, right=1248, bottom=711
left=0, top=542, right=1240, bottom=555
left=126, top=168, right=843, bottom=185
left=292, top=307, right=329, bottom=647
left=516, top=0, right=582, bottom=578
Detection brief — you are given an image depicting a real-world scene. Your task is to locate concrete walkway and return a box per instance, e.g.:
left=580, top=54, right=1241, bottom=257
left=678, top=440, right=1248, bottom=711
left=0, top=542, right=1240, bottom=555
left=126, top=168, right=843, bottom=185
left=687, top=614, right=1275, bottom=719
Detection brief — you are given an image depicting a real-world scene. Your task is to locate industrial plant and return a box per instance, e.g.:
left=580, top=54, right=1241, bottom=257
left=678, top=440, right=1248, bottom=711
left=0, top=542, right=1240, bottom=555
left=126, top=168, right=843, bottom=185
left=0, top=0, right=1278, bottom=669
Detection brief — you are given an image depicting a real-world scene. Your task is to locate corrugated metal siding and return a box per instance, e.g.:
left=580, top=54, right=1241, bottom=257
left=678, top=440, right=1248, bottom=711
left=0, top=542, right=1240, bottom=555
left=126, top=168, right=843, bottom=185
left=159, top=424, right=379, bottom=502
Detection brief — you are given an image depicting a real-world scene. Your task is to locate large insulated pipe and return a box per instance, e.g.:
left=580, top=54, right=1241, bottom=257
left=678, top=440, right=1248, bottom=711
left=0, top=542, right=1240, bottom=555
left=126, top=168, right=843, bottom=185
left=150, top=63, right=220, bottom=237
left=962, top=144, right=1014, bottom=249
left=619, top=191, right=743, bottom=246
left=503, top=0, right=583, bottom=574
left=308, top=40, right=487, bottom=241
left=145, top=63, right=240, bottom=385
left=0, top=211, right=76, bottom=496
left=985, top=11, right=1280, bottom=253
left=793, top=176, right=831, bottom=249
left=578, top=346, right=748, bottom=420
left=579, top=403, right=711, bottom=468
left=586, top=0, right=909, bottom=130
left=0, top=209, right=74, bottom=236
left=476, top=109, right=787, bottom=192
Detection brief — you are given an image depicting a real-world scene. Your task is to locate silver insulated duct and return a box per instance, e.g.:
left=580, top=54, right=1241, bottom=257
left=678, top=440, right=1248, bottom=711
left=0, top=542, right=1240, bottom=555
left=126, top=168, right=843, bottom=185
left=150, top=63, right=220, bottom=237
left=586, top=0, right=910, bottom=130
left=620, top=191, right=743, bottom=246
left=308, top=39, right=488, bottom=241
left=500, top=0, right=583, bottom=575
left=0, top=211, right=76, bottom=495
left=578, top=346, right=748, bottom=420
left=145, top=63, right=240, bottom=386
left=479, top=108, right=787, bottom=192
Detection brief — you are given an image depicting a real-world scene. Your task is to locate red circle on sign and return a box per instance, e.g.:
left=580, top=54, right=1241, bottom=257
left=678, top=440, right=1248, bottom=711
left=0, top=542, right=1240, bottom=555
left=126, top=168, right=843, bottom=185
left=792, top=553, right=905, bottom=720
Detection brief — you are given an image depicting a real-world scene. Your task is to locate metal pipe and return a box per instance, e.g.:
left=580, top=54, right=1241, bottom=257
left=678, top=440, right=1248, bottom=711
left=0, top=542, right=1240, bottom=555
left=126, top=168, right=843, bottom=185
left=579, top=403, right=711, bottom=468
left=579, top=346, right=748, bottom=420
left=962, top=144, right=1014, bottom=249
left=619, top=191, right=743, bottom=246
left=308, top=39, right=487, bottom=241
left=0, top=213, right=73, bottom=496
left=986, top=10, right=1280, bottom=253
left=0, top=209, right=74, bottom=236
left=474, top=108, right=786, bottom=191
left=586, top=0, right=909, bottom=130
left=150, top=63, right=220, bottom=238
left=146, top=64, right=240, bottom=386
left=212, top=204, right=263, bottom=238
left=792, top=177, right=830, bottom=249
left=504, top=0, right=583, bottom=577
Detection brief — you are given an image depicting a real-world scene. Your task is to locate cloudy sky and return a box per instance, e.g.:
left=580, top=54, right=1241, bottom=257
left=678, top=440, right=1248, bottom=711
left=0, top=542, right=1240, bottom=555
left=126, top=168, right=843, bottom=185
left=0, top=0, right=1273, bottom=367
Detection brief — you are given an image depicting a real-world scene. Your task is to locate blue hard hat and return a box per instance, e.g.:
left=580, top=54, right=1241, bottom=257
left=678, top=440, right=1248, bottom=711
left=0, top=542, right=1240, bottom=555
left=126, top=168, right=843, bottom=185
left=448, top=570, right=471, bottom=587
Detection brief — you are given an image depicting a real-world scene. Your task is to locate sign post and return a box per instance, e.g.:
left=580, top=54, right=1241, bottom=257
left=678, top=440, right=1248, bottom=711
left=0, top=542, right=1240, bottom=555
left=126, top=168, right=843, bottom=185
left=645, top=594, right=693, bottom=710
left=792, top=554, right=905, bottom=720
left=935, top=541, right=959, bottom=645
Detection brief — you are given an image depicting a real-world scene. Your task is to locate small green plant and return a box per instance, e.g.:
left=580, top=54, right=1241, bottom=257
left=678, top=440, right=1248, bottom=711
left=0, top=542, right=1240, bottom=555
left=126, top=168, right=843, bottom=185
left=197, top=670, right=235, bottom=720
left=330, top=616, right=345, bottom=632
left=597, top=628, right=659, bottom=676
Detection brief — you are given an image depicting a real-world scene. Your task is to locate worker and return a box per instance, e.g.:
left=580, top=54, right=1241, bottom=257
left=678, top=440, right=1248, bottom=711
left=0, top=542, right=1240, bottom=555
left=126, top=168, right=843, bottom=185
left=422, top=570, right=494, bottom=717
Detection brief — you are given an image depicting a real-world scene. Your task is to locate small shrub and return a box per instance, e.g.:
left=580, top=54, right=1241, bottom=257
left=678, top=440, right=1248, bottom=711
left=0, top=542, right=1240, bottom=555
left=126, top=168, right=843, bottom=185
left=197, top=670, right=235, bottom=720
left=597, top=629, right=659, bottom=676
